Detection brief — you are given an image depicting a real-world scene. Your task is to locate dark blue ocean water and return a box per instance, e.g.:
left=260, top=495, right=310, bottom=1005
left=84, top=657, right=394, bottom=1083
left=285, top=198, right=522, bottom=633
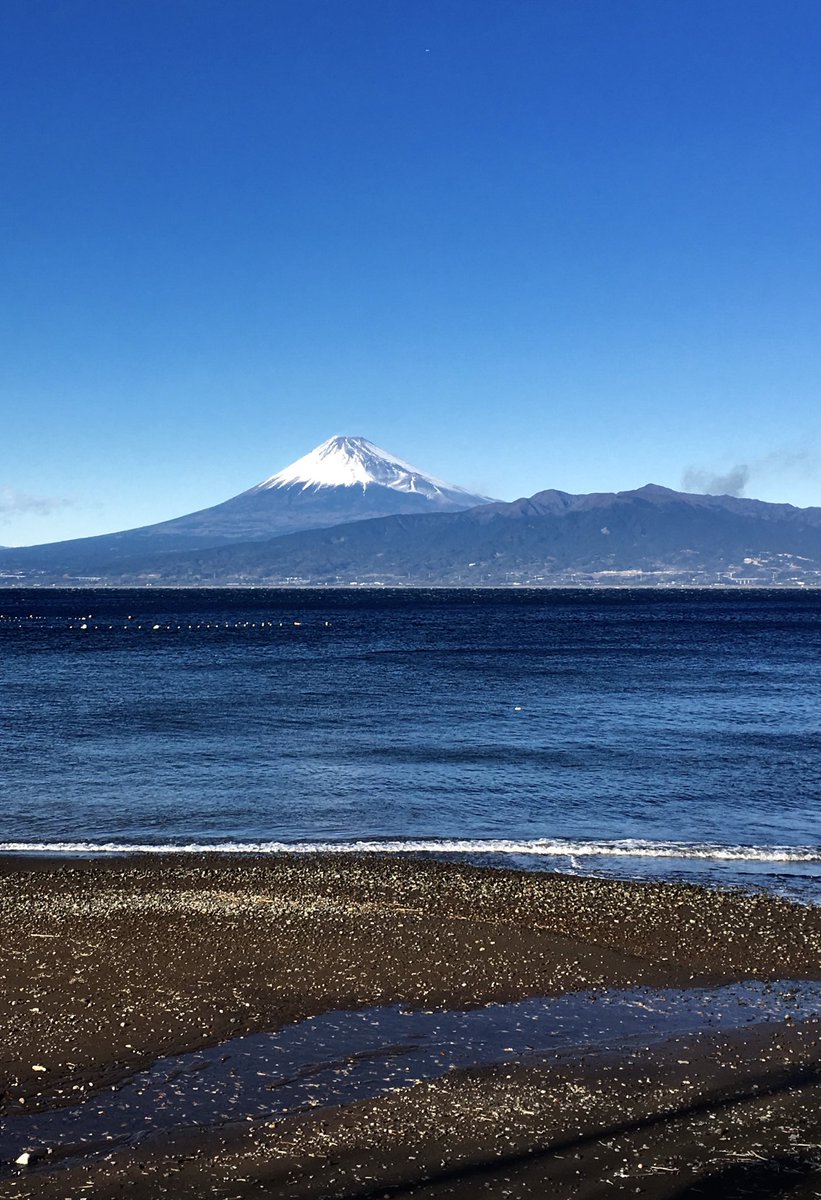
left=1, top=588, right=819, bottom=901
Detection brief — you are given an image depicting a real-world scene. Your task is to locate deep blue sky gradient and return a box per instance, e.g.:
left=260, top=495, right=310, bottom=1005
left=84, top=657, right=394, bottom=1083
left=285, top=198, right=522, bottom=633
left=2, top=0, right=820, bottom=544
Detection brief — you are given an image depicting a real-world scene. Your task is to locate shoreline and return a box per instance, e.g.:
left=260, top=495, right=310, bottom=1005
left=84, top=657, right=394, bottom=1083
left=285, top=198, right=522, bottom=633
left=2, top=854, right=820, bottom=1196
left=1, top=846, right=818, bottom=916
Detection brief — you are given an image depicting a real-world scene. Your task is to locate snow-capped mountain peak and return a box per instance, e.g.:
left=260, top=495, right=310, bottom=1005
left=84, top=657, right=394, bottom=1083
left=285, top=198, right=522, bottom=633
left=252, top=435, right=482, bottom=500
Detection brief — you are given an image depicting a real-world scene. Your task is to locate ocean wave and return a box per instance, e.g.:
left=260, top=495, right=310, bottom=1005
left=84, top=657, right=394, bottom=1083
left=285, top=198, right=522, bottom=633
left=0, top=837, right=818, bottom=863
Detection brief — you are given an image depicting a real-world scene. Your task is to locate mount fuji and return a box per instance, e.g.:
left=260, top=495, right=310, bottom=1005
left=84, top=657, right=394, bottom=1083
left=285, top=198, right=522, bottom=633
left=0, top=437, right=494, bottom=576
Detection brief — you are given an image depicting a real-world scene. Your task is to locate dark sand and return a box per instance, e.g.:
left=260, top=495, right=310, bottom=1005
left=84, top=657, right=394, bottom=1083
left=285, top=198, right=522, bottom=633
left=1, top=854, right=820, bottom=1197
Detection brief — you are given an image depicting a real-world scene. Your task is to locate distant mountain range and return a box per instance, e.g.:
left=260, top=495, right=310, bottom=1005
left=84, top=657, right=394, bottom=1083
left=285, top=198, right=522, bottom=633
left=2, top=437, right=820, bottom=586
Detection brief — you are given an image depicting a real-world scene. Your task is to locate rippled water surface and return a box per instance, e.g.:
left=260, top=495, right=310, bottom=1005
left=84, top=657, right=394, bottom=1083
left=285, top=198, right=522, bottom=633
left=1, top=588, right=819, bottom=899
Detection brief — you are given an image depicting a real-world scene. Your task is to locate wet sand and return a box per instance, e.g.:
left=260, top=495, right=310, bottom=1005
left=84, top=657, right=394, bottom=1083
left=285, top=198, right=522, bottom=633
left=1, top=854, right=820, bottom=1197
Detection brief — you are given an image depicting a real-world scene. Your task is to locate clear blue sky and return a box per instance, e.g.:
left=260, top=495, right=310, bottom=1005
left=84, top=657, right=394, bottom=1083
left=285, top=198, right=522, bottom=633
left=2, top=0, right=820, bottom=545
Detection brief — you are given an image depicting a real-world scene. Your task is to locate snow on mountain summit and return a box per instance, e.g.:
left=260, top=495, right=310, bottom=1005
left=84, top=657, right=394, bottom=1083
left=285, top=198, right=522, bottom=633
left=252, top=435, right=482, bottom=500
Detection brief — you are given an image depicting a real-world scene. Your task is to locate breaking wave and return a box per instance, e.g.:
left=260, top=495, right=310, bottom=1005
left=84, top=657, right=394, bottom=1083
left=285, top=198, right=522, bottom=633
left=0, top=837, right=818, bottom=863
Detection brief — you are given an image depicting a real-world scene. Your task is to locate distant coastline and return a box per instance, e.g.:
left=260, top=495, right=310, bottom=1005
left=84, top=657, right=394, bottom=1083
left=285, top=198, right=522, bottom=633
left=1, top=580, right=820, bottom=590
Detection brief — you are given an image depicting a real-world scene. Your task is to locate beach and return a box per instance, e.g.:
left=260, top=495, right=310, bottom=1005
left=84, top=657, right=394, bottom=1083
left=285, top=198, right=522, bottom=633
left=1, top=854, right=820, bottom=1197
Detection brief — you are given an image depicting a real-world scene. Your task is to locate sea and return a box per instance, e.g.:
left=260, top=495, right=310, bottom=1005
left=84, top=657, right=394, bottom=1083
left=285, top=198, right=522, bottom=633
left=1, top=588, right=819, bottom=904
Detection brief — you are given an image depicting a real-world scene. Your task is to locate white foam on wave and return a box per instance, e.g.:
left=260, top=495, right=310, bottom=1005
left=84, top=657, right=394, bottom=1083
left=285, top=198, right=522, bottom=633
left=0, top=837, right=818, bottom=863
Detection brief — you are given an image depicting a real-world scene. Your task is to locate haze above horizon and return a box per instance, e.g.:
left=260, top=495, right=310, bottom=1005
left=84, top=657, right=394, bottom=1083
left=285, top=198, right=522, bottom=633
left=2, top=0, right=820, bottom=546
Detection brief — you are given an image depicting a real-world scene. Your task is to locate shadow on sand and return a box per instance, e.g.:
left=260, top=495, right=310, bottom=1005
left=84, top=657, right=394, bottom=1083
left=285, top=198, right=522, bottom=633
left=328, top=1062, right=821, bottom=1199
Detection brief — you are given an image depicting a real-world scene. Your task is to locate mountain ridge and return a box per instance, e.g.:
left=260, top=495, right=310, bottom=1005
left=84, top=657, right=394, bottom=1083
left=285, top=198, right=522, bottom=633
left=4, top=480, right=820, bottom=587
left=137, top=483, right=820, bottom=585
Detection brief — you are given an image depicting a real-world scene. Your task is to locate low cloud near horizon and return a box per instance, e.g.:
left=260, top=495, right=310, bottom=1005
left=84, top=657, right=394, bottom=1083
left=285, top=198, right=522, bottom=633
left=0, top=486, right=74, bottom=521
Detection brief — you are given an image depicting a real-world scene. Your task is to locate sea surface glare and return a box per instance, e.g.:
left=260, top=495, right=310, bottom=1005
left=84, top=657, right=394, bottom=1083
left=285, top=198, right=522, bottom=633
left=1, top=588, right=819, bottom=901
